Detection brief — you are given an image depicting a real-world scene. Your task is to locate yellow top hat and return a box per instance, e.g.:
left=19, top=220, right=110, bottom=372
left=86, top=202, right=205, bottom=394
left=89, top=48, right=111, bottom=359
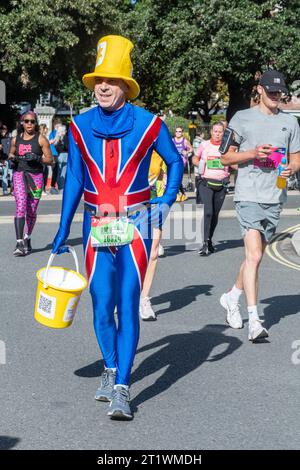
left=82, top=35, right=140, bottom=101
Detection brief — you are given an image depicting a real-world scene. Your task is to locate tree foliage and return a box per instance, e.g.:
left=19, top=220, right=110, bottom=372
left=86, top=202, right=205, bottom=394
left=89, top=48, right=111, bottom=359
left=0, top=0, right=121, bottom=103
left=60, top=74, right=92, bottom=117
left=1, top=0, right=300, bottom=122
left=120, top=0, right=300, bottom=119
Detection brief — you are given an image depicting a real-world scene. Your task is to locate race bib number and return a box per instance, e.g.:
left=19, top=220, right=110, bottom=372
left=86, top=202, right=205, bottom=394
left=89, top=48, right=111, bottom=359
left=90, top=216, right=134, bottom=247
left=206, top=156, right=224, bottom=169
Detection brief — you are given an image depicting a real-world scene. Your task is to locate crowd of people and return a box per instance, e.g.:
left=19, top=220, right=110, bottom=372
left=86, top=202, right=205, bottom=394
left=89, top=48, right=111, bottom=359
left=1, top=34, right=300, bottom=422
left=0, top=108, right=233, bottom=263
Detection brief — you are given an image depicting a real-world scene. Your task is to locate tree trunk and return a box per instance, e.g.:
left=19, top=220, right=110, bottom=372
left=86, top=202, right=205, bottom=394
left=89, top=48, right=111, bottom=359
left=199, top=101, right=210, bottom=123
left=226, top=80, right=251, bottom=122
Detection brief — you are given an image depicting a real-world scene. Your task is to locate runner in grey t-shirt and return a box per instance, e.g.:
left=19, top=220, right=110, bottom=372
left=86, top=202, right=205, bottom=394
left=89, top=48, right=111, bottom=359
left=230, top=106, right=300, bottom=204
left=219, top=70, right=300, bottom=342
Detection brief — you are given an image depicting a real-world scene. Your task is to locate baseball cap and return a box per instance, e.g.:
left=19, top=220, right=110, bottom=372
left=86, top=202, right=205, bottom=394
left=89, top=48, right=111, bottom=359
left=259, top=70, right=288, bottom=93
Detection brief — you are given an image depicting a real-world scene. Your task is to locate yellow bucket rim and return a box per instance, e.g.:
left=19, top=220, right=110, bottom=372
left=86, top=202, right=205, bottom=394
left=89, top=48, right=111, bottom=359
left=36, top=266, right=88, bottom=293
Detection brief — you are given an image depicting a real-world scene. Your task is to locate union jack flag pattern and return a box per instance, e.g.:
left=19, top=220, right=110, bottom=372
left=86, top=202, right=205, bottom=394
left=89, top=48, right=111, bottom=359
left=52, top=103, right=183, bottom=385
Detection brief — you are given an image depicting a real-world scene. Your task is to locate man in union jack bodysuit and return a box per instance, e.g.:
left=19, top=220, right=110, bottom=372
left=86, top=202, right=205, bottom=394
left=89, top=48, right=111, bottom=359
left=52, top=35, right=183, bottom=420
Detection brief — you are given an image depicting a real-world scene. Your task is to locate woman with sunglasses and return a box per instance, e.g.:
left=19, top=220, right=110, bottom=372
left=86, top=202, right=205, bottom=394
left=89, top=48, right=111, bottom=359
left=9, top=111, right=53, bottom=256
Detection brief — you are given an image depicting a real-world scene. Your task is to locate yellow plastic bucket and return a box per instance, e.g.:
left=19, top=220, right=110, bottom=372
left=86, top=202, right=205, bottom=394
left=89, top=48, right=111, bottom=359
left=34, top=247, right=88, bottom=329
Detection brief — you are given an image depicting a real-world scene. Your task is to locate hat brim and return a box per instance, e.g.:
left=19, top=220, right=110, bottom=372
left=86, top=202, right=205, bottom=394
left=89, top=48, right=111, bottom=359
left=82, top=72, right=140, bottom=101
left=262, top=84, right=288, bottom=94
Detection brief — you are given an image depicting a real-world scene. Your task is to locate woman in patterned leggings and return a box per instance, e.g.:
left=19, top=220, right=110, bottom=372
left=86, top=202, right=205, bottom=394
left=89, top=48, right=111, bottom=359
left=8, top=112, right=53, bottom=256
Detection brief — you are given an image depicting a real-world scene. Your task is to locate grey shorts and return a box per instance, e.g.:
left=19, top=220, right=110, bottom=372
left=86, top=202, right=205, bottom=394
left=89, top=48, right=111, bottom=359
left=235, top=201, right=282, bottom=243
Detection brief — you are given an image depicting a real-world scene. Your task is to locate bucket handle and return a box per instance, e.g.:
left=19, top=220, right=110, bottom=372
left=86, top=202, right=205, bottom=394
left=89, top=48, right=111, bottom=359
left=44, top=246, right=80, bottom=289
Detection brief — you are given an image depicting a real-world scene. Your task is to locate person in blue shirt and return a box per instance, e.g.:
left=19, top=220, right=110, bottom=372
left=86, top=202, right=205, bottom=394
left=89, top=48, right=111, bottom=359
left=48, top=118, right=61, bottom=194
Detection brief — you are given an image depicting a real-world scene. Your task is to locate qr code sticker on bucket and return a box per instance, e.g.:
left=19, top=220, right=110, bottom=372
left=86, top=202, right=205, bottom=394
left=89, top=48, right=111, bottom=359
left=37, top=292, right=56, bottom=319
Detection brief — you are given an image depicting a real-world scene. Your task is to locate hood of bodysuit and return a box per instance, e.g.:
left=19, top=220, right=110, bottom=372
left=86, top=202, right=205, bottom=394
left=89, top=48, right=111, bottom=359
left=92, top=102, right=134, bottom=139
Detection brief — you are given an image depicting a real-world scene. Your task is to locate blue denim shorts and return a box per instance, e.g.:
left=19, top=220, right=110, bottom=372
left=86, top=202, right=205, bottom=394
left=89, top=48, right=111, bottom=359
left=235, top=201, right=282, bottom=243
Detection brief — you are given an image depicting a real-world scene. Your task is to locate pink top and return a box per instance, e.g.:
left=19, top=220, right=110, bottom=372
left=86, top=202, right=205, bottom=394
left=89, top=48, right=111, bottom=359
left=196, top=139, right=229, bottom=180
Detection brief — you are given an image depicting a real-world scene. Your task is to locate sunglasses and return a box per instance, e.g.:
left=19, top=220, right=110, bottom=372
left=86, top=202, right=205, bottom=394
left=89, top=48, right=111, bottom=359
left=176, top=130, right=182, bottom=133
left=24, top=119, right=36, bottom=124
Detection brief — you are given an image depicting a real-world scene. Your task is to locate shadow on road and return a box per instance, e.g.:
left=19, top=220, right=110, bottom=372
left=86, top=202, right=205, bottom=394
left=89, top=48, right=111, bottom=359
left=73, top=324, right=243, bottom=413
left=151, top=284, right=213, bottom=315
left=162, top=245, right=198, bottom=257
left=261, top=294, right=300, bottom=330
left=0, top=436, right=20, bottom=450
left=213, top=239, right=244, bottom=253
left=74, top=285, right=214, bottom=378
left=31, top=237, right=83, bottom=254
left=131, top=325, right=242, bottom=411
left=162, top=239, right=243, bottom=258
left=74, top=359, right=104, bottom=378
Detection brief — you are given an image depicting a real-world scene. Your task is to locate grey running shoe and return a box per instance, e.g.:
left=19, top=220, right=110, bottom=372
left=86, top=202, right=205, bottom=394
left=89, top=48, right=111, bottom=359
left=107, top=385, right=133, bottom=420
left=24, top=237, right=32, bottom=254
left=95, top=368, right=116, bottom=402
left=13, top=241, right=26, bottom=257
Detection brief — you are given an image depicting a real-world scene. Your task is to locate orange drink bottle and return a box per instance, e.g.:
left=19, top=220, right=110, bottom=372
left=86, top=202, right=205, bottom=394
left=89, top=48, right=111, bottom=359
left=276, top=156, right=287, bottom=189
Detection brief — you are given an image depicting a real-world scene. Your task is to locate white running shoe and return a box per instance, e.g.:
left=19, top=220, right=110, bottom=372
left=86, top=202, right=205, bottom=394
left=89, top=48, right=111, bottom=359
left=139, top=296, right=157, bottom=321
left=220, top=292, right=243, bottom=329
left=248, top=318, right=269, bottom=342
left=158, top=244, right=164, bottom=257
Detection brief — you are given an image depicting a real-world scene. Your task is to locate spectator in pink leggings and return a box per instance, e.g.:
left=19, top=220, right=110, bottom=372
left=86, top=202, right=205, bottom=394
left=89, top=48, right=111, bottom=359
left=8, top=112, right=53, bottom=256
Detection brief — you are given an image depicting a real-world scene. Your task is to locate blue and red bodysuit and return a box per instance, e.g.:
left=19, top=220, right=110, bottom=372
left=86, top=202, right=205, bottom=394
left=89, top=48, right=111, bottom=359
left=52, top=103, right=183, bottom=385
